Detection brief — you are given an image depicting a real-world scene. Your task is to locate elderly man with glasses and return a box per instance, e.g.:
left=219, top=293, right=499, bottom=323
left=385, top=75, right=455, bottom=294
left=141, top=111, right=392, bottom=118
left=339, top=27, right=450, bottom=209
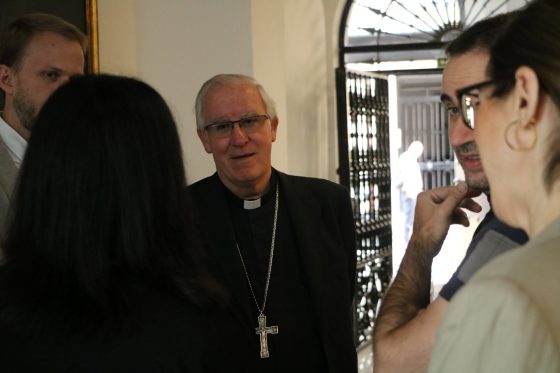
left=372, top=13, right=528, bottom=373
left=187, top=74, right=358, bottom=372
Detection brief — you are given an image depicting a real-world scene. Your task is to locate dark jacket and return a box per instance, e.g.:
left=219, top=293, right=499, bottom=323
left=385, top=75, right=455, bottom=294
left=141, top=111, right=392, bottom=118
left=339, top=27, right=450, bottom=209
left=188, top=170, right=358, bottom=373
left=0, top=282, right=248, bottom=372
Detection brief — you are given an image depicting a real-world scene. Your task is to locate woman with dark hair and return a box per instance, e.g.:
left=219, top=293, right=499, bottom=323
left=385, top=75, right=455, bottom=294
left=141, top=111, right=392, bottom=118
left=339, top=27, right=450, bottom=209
left=429, top=0, right=560, bottom=371
left=0, top=74, right=247, bottom=371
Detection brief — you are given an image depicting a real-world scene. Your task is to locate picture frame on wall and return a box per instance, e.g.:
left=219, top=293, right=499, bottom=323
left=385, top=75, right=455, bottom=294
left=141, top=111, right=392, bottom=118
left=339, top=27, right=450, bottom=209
left=0, top=0, right=99, bottom=73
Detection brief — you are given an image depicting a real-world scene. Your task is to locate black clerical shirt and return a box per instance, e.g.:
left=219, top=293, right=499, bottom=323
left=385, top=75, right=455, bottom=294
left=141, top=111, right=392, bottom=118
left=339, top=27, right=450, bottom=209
left=224, top=172, right=327, bottom=372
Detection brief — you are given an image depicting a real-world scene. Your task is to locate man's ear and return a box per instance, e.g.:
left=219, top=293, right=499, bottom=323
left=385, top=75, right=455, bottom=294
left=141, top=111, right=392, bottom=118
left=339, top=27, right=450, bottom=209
left=197, top=128, right=213, bottom=154
left=0, top=65, right=15, bottom=94
left=270, top=116, right=279, bottom=142
left=514, top=66, right=542, bottom=128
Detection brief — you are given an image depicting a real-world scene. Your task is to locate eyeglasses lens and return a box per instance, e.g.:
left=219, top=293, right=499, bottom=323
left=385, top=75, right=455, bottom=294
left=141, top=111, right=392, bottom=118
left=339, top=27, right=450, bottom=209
left=462, top=96, right=475, bottom=130
left=207, top=115, right=269, bottom=138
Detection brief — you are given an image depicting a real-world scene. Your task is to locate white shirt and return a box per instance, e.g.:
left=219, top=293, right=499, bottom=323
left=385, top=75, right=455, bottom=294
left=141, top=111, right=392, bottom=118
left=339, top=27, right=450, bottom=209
left=0, top=115, right=27, bottom=168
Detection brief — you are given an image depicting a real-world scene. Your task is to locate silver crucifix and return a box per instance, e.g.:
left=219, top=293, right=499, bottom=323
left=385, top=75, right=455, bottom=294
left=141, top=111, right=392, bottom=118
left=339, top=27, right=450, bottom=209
left=255, top=313, right=278, bottom=358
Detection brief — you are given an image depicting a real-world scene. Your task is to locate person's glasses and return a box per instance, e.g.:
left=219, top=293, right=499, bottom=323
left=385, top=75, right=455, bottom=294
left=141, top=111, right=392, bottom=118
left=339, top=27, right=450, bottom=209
left=456, top=80, right=498, bottom=130
left=204, top=114, right=270, bottom=138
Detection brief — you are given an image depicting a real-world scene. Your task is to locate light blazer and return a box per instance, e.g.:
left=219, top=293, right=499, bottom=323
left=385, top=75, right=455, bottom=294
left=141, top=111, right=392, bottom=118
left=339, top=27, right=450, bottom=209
left=429, top=217, right=560, bottom=372
left=188, top=170, right=358, bottom=373
left=0, top=138, right=17, bottom=246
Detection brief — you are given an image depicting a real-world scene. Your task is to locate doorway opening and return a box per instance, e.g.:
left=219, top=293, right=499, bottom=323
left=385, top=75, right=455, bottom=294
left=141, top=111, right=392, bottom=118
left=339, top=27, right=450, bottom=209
left=336, top=0, right=531, bottom=353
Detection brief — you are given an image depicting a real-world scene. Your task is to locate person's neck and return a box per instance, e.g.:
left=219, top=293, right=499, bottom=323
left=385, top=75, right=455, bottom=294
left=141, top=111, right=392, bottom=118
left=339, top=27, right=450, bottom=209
left=522, top=186, right=560, bottom=239
left=1, top=107, right=30, bottom=140
left=230, top=181, right=270, bottom=200
left=219, top=173, right=272, bottom=200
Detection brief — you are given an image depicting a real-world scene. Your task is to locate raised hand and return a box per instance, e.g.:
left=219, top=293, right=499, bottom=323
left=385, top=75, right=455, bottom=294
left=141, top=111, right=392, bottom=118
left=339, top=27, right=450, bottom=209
left=410, top=182, right=482, bottom=258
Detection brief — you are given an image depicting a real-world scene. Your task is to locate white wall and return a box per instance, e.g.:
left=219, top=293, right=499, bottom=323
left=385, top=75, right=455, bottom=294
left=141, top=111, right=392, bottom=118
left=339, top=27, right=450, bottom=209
left=284, top=0, right=329, bottom=178
left=322, top=0, right=347, bottom=182
left=97, top=0, right=346, bottom=183
left=251, top=0, right=289, bottom=175
left=96, top=0, right=138, bottom=76
left=98, top=0, right=253, bottom=183
left=252, top=0, right=335, bottom=179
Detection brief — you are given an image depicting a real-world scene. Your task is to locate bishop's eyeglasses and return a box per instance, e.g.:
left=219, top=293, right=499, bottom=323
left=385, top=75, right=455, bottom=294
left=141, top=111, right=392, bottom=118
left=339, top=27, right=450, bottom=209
left=456, top=79, right=500, bottom=130
left=204, top=114, right=270, bottom=138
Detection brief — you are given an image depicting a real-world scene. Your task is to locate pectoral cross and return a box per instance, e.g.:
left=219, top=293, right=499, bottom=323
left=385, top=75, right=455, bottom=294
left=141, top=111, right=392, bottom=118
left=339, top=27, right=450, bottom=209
left=255, top=313, right=278, bottom=358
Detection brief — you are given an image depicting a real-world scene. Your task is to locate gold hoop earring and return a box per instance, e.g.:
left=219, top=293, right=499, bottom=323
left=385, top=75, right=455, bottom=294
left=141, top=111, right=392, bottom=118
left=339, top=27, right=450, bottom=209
left=504, top=118, right=537, bottom=152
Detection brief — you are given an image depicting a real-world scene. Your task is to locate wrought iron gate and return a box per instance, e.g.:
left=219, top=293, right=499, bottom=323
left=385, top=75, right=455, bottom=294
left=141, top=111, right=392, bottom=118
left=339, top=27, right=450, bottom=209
left=398, top=76, right=455, bottom=190
left=336, top=69, right=392, bottom=347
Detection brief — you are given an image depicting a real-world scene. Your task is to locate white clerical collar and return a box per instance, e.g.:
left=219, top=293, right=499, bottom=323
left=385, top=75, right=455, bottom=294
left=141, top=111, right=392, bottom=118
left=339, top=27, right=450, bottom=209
left=0, top=114, right=27, bottom=168
left=243, top=198, right=261, bottom=210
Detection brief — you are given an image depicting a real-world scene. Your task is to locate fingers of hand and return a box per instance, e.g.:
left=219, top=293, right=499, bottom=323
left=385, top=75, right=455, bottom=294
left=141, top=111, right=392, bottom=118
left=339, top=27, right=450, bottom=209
left=464, top=187, right=483, bottom=199
left=437, top=183, right=471, bottom=214
left=459, top=198, right=482, bottom=213
left=422, top=186, right=456, bottom=204
left=450, top=208, right=470, bottom=227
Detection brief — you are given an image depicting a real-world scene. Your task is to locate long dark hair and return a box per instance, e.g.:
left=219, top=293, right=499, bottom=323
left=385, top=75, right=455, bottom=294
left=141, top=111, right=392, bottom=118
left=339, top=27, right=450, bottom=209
left=0, top=74, right=220, bottom=337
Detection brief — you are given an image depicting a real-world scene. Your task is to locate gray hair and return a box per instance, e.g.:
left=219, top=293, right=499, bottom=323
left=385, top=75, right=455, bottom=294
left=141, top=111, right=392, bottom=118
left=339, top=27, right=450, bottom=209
left=194, top=74, right=277, bottom=129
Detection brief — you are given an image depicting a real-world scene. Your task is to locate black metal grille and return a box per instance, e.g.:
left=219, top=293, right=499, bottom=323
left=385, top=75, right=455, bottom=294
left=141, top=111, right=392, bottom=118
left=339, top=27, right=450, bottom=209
left=399, top=85, right=455, bottom=189
left=337, top=69, right=392, bottom=348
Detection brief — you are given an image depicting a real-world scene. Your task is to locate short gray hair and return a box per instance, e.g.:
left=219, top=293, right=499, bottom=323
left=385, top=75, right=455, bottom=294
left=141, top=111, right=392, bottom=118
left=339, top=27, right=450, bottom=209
left=194, top=74, right=277, bottom=129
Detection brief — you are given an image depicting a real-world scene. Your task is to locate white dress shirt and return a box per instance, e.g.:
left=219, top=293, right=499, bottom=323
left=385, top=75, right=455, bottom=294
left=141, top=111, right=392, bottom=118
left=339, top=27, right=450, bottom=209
left=0, top=115, right=27, bottom=168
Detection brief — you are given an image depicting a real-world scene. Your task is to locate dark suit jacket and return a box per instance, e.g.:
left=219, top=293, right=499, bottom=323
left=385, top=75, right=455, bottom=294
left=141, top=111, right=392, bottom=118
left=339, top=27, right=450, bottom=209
left=188, top=170, right=358, bottom=373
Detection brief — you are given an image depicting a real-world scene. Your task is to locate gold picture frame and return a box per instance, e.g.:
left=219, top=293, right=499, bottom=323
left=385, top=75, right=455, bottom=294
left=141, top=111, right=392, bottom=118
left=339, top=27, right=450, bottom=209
left=85, top=0, right=99, bottom=73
